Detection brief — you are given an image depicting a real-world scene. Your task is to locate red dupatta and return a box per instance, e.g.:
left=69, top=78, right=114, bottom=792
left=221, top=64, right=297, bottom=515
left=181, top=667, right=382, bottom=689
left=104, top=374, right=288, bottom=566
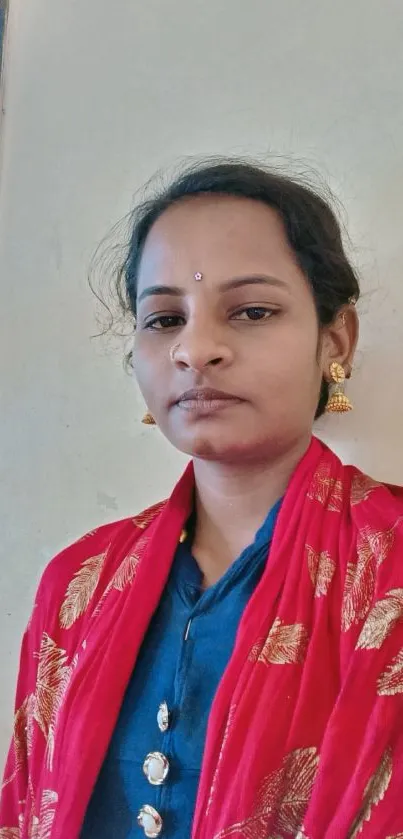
left=2, top=436, right=403, bottom=838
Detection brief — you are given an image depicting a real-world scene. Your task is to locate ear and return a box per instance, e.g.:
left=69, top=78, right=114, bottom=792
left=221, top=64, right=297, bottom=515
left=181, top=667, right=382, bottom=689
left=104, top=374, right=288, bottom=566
left=320, top=306, right=359, bottom=380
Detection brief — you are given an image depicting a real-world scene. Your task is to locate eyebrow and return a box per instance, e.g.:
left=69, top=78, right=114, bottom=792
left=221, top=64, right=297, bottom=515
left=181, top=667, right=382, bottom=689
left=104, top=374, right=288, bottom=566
left=137, top=274, right=288, bottom=304
left=137, top=284, right=184, bottom=304
left=219, top=275, right=288, bottom=293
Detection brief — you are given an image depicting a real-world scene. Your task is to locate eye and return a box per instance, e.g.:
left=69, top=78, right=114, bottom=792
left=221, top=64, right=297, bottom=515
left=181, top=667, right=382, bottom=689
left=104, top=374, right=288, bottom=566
left=231, top=306, right=276, bottom=322
left=144, top=314, right=185, bottom=331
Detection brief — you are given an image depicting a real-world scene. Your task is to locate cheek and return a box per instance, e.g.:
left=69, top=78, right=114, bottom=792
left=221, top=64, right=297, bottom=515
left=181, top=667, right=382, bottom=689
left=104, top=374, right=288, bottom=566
left=255, top=325, right=318, bottom=380
left=132, top=341, right=154, bottom=395
left=133, top=340, right=169, bottom=404
left=250, top=328, right=321, bottom=412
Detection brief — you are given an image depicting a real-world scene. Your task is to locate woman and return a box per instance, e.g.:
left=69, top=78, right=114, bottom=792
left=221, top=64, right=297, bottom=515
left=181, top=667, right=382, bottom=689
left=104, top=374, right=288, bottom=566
left=1, top=160, right=403, bottom=839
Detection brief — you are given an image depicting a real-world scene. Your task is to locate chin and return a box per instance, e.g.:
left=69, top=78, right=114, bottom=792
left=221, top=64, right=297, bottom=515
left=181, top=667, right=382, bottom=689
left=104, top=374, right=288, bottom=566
left=172, top=429, right=273, bottom=463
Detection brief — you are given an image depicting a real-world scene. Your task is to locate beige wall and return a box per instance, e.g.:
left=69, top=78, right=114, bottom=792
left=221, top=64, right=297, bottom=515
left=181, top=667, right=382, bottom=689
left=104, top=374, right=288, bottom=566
left=1, top=0, right=403, bottom=762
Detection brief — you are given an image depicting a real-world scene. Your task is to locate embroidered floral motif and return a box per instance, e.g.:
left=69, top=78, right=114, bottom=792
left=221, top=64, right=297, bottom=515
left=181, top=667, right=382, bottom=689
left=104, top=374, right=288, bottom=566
left=213, top=747, right=319, bottom=838
left=307, top=463, right=344, bottom=512
left=132, top=501, right=167, bottom=530
left=0, top=828, right=20, bottom=838
left=377, top=648, right=403, bottom=696
left=306, top=546, right=336, bottom=598
left=349, top=749, right=393, bottom=837
left=59, top=552, right=107, bottom=629
left=356, top=589, right=403, bottom=650
left=249, top=618, right=309, bottom=665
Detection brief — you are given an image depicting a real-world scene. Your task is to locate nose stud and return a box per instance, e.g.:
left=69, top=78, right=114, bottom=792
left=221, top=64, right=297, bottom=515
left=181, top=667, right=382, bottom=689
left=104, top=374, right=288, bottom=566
left=194, top=272, right=203, bottom=281
left=170, top=343, right=180, bottom=362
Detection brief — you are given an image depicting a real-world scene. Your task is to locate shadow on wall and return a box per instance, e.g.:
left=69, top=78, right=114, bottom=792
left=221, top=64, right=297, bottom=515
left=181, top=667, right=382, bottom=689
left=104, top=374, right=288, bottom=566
left=0, top=0, right=7, bottom=70
left=0, top=0, right=8, bottom=139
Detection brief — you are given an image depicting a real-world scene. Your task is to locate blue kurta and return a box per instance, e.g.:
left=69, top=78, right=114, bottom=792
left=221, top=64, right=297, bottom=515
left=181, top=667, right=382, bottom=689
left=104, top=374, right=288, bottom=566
left=81, top=500, right=281, bottom=838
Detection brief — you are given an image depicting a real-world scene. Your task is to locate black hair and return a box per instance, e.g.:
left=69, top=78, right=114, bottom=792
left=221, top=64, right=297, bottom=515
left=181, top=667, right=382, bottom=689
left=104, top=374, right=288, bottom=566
left=92, top=158, right=360, bottom=419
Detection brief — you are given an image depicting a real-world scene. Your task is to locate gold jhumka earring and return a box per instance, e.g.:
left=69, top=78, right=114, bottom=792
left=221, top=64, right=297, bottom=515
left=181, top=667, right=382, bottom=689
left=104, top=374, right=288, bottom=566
left=325, top=362, right=353, bottom=413
left=141, top=412, right=156, bottom=425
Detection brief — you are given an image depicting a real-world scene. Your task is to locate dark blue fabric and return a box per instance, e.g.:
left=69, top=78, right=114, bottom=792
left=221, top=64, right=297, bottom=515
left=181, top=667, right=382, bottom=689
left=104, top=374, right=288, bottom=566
left=81, top=499, right=281, bottom=838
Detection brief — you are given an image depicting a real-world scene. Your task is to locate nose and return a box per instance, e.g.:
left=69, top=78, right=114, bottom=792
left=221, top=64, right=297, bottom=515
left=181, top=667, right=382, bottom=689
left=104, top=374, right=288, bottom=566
left=171, top=319, right=233, bottom=372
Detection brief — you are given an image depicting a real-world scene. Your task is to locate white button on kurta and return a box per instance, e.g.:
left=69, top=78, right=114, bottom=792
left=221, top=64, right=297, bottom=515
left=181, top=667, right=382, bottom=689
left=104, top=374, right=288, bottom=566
left=143, top=751, right=170, bottom=785
left=137, top=804, right=163, bottom=837
left=157, top=701, right=170, bottom=733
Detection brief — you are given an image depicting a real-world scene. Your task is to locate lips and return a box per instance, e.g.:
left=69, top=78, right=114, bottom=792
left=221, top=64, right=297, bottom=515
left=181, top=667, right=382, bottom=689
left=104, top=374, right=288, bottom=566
left=174, top=388, right=243, bottom=415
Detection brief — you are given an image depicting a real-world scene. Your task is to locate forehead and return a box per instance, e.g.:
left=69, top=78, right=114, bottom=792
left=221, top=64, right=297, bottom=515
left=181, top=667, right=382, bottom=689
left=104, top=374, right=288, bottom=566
left=137, top=195, right=302, bottom=286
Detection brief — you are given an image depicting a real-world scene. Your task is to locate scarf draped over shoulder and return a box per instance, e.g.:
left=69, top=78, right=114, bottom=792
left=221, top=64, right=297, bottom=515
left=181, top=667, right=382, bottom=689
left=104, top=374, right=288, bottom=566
left=2, top=437, right=403, bottom=839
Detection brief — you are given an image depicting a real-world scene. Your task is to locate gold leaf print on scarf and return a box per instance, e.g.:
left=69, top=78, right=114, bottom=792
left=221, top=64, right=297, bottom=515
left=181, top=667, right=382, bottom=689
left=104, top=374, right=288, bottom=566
left=386, top=834, right=403, bottom=838
left=25, top=694, right=35, bottom=759
left=132, top=500, right=167, bottom=530
left=377, top=648, right=403, bottom=695
left=342, top=559, right=375, bottom=634
left=249, top=618, right=309, bottom=665
left=350, top=474, right=381, bottom=506
left=93, top=533, right=150, bottom=615
left=29, top=790, right=58, bottom=839
left=213, top=747, right=319, bottom=839
left=356, top=589, right=403, bottom=650
left=362, top=525, right=396, bottom=565
left=349, top=749, right=392, bottom=838
left=1, top=694, right=35, bottom=791
left=306, top=546, right=336, bottom=598
left=108, top=532, right=149, bottom=592
left=59, top=552, right=106, bottom=629
left=307, top=462, right=344, bottom=512
left=342, top=525, right=396, bottom=633
left=273, top=748, right=319, bottom=835
left=108, top=551, right=141, bottom=591
left=33, top=634, right=77, bottom=770
left=0, top=790, right=57, bottom=839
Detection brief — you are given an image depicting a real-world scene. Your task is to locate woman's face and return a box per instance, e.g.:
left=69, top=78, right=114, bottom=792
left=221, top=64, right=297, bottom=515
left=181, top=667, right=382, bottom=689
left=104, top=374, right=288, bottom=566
left=134, top=196, right=352, bottom=463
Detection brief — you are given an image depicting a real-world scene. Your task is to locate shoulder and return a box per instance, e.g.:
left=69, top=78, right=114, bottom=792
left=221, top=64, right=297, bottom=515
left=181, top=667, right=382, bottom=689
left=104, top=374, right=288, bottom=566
left=344, top=465, right=403, bottom=516
left=312, top=441, right=403, bottom=514
left=33, top=499, right=168, bottom=632
left=343, top=466, right=403, bottom=588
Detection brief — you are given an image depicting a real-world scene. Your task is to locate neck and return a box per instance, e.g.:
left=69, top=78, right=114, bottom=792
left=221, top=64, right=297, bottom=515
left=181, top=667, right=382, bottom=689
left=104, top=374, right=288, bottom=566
left=191, top=435, right=311, bottom=588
